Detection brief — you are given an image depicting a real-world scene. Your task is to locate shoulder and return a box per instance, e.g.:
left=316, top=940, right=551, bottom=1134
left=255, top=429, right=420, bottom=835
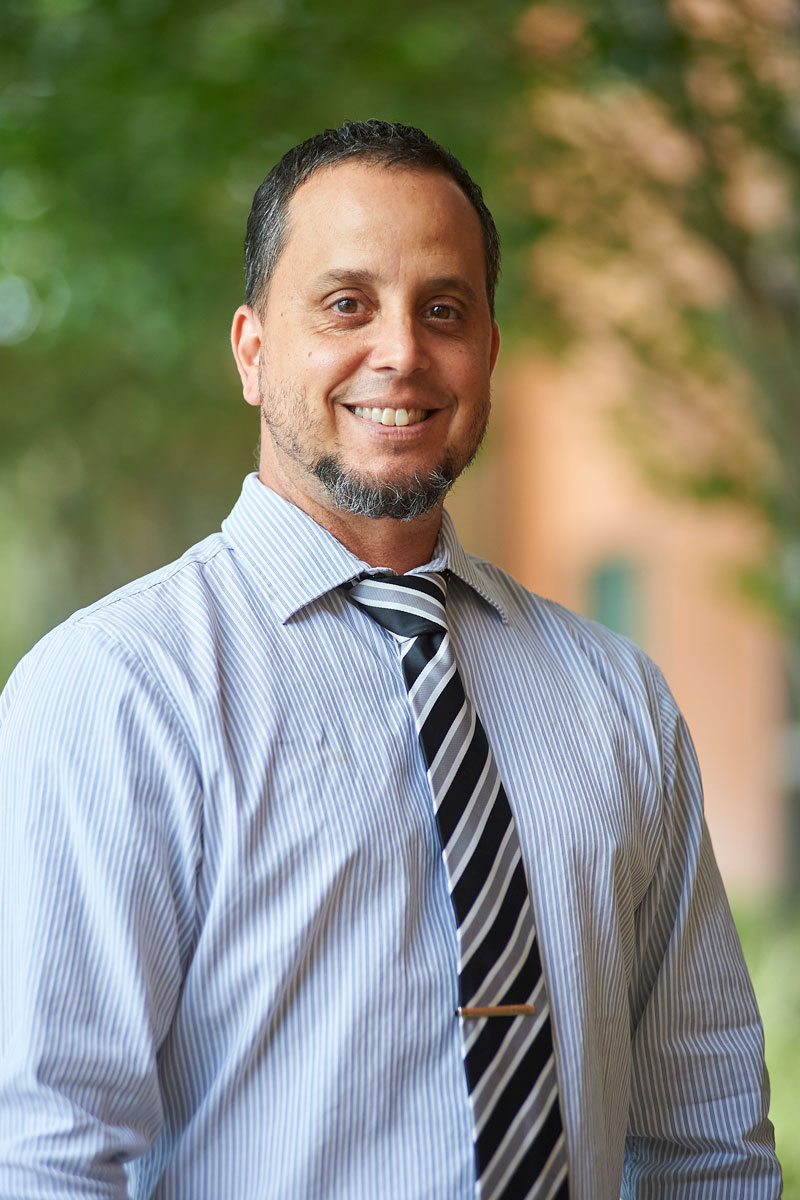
left=63, top=530, right=232, bottom=647
left=463, top=552, right=649, bottom=664
left=0, top=531, right=238, bottom=741
left=461, top=553, right=681, bottom=753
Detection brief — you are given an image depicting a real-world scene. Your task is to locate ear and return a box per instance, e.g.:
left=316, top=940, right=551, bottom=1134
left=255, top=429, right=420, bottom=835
left=231, top=305, right=264, bottom=407
left=489, top=321, right=501, bottom=374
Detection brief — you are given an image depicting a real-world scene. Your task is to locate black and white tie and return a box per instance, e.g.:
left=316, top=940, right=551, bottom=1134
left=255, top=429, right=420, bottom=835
left=348, top=571, right=568, bottom=1200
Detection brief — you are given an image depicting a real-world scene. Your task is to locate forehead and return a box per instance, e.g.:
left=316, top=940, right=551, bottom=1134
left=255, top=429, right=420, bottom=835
left=276, top=160, right=487, bottom=286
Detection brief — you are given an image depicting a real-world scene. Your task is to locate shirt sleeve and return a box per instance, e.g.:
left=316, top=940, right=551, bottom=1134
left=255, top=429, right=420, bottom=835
left=623, top=671, right=781, bottom=1197
left=0, top=622, right=202, bottom=1198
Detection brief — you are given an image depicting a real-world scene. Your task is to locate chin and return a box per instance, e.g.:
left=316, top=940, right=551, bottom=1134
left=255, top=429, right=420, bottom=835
left=313, top=455, right=454, bottom=522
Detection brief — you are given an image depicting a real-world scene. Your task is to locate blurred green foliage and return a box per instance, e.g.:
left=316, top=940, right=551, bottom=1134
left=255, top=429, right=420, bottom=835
left=736, top=900, right=800, bottom=1195
left=0, top=0, right=532, bottom=681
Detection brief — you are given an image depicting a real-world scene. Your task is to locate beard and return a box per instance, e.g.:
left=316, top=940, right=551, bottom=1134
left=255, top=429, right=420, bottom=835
left=312, top=455, right=456, bottom=522
left=259, top=370, right=489, bottom=522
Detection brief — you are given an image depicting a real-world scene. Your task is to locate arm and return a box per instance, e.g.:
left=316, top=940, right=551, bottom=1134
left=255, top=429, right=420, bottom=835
left=0, top=622, right=201, bottom=1197
left=624, top=678, right=781, bottom=1197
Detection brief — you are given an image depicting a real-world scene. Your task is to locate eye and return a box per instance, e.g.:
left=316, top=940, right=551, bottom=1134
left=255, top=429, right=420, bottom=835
left=427, top=303, right=458, bottom=320
left=333, top=297, right=361, bottom=314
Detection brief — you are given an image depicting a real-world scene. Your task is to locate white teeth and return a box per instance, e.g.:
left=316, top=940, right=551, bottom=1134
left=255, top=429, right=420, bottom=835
left=352, top=406, right=428, bottom=426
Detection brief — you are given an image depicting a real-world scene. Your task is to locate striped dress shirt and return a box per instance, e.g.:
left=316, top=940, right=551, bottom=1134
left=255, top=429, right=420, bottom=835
left=0, top=473, right=780, bottom=1198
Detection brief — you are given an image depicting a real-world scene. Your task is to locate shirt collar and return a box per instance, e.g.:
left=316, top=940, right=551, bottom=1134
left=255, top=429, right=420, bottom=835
left=221, top=474, right=508, bottom=624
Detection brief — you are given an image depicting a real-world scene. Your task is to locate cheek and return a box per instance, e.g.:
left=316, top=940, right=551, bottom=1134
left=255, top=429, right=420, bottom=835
left=452, top=355, right=492, bottom=406
left=304, top=340, right=365, bottom=379
left=445, top=341, right=491, bottom=381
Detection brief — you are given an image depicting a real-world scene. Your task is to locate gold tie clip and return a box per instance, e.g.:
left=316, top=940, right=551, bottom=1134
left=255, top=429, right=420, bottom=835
left=456, top=1004, right=536, bottom=1019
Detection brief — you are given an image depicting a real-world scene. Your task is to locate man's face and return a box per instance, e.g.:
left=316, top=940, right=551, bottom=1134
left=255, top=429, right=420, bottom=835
left=237, top=160, right=500, bottom=524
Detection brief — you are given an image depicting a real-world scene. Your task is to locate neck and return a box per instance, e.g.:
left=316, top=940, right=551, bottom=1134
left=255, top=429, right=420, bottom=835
left=257, top=468, right=444, bottom=574
left=318, top=504, right=444, bottom=574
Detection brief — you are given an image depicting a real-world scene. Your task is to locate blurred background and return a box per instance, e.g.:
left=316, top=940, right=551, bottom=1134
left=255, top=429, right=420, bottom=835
left=2, top=0, right=798, bottom=1185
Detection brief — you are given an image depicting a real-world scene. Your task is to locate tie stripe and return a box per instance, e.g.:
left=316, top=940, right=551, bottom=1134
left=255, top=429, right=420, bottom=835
left=348, top=572, right=569, bottom=1200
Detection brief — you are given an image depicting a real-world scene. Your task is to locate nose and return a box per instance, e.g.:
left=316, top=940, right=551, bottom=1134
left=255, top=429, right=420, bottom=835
left=368, top=311, right=430, bottom=375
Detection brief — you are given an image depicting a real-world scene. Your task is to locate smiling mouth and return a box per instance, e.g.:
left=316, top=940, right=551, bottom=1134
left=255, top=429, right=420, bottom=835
left=352, top=406, right=430, bottom=427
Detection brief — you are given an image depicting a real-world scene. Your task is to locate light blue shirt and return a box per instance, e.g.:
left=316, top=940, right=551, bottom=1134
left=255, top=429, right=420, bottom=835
left=0, top=474, right=780, bottom=1198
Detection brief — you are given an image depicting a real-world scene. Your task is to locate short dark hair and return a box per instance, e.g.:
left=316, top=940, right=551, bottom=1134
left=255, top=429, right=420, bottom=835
left=244, top=119, right=500, bottom=316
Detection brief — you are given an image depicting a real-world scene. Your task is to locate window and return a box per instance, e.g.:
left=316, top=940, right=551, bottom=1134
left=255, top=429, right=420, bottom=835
left=587, top=558, right=639, bottom=639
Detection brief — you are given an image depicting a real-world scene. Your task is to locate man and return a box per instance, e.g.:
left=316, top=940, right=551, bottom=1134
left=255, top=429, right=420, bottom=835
left=0, top=120, right=780, bottom=1198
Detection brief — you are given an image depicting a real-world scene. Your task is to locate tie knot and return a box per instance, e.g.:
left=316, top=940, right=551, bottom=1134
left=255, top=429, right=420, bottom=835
left=348, top=572, right=448, bottom=639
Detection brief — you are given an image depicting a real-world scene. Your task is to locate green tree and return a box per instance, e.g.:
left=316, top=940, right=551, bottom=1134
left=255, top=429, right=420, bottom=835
left=0, top=0, right=530, bottom=681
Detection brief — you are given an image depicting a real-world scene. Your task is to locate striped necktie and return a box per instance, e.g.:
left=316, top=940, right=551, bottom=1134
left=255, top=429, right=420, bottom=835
left=348, top=571, right=569, bottom=1200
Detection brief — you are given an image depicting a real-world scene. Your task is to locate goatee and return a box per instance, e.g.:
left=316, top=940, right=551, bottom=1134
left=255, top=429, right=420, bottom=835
left=311, top=456, right=454, bottom=521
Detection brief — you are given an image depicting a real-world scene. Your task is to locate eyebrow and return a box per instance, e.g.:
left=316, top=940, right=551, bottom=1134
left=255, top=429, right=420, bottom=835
left=315, top=269, right=481, bottom=305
